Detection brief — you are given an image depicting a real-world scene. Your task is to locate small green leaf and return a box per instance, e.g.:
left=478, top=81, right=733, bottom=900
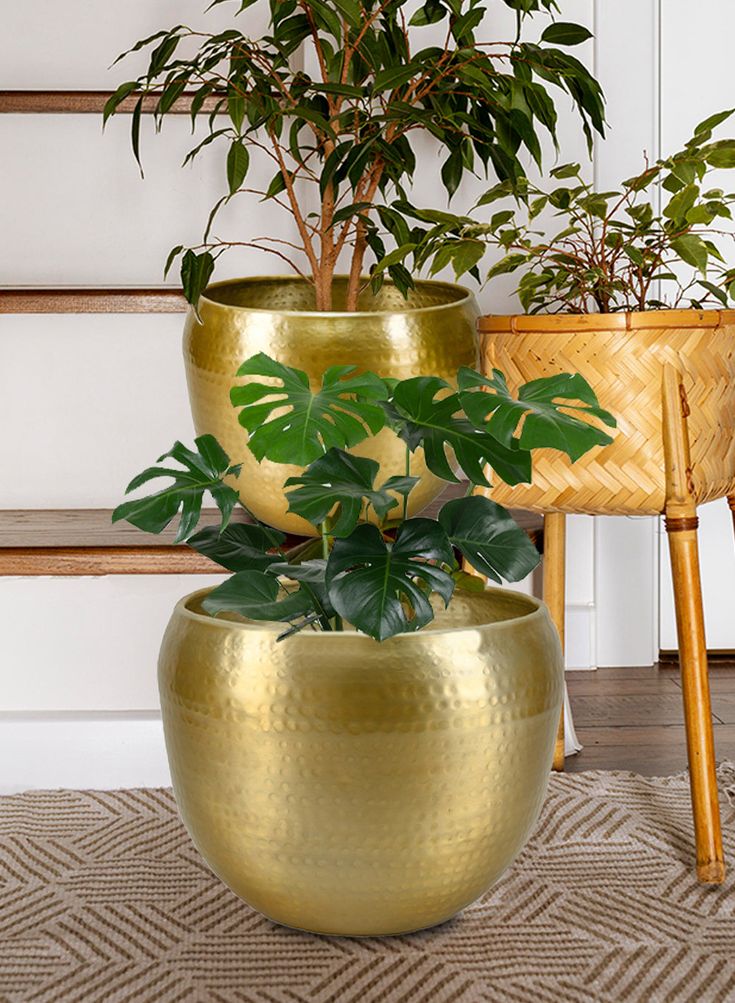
left=226, top=140, right=250, bottom=194
left=112, top=434, right=241, bottom=542
left=202, top=570, right=314, bottom=622
left=540, top=23, right=593, bottom=46
left=326, top=520, right=455, bottom=641
left=284, top=448, right=400, bottom=536
left=387, top=376, right=532, bottom=487
left=670, top=233, right=709, bottom=274
left=187, top=522, right=285, bottom=572
left=459, top=369, right=616, bottom=462
left=180, top=250, right=215, bottom=309
left=438, top=495, right=540, bottom=583
left=231, top=354, right=389, bottom=466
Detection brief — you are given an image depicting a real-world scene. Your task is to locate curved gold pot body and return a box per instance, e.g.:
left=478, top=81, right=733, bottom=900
left=183, top=276, right=479, bottom=534
left=158, top=588, right=563, bottom=937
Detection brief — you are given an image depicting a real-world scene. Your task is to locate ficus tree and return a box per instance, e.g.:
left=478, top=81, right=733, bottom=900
left=114, top=353, right=615, bottom=640
left=105, top=0, right=604, bottom=311
left=396, top=108, right=735, bottom=312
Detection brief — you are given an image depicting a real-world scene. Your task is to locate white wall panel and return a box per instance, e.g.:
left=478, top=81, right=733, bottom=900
left=1, top=314, right=195, bottom=506
left=0, top=116, right=293, bottom=285
left=0, top=576, right=225, bottom=711
left=0, top=1, right=270, bottom=88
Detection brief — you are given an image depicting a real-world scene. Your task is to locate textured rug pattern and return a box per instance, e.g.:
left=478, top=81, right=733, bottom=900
left=1, top=767, right=734, bottom=1003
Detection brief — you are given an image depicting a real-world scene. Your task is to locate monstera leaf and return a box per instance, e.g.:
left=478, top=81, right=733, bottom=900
left=386, top=376, right=532, bottom=487
left=459, top=369, right=616, bottom=462
left=230, top=353, right=389, bottom=465
left=325, top=520, right=455, bottom=640
left=112, top=434, right=241, bottom=542
left=265, top=558, right=336, bottom=630
left=187, top=522, right=285, bottom=572
left=438, top=494, right=540, bottom=583
left=284, top=448, right=407, bottom=536
left=202, top=569, right=315, bottom=622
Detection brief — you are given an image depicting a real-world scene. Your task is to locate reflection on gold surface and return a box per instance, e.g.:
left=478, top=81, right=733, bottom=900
left=183, top=277, right=479, bottom=534
left=159, top=587, right=562, bottom=936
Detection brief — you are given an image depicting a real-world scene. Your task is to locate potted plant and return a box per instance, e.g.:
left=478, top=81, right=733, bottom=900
left=105, top=0, right=605, bottom=532
left=398, top=110, right=735, bottom=882
left=114, top=352, right=614, bottom=935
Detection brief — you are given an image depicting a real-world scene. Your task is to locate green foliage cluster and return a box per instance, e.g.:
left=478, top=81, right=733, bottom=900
left=397, top=110, right=735, bottom=312
left=114, top=355, right=615, bottom=640
left=105, top=0, right=604, bottom=311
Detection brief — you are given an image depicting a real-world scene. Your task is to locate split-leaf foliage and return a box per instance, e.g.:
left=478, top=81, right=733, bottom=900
left=114, top=355, right=615, bottom=640
left=106, top=0, right=605, bottom=311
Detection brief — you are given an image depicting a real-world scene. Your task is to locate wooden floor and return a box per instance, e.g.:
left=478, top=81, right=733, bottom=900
left=566, top=663, right=735, bottom=775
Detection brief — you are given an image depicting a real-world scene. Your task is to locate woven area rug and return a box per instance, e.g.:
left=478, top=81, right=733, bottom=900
left=1, top=766, right=734, bottom=1003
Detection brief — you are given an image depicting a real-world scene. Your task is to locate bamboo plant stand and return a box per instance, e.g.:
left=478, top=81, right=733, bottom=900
left=480, top=308, right=735, bottom=884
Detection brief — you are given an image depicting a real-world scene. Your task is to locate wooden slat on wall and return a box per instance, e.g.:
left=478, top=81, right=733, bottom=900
left=0, top=288, right=186, bottom=314
left=0, top=91, right=222, bottom=115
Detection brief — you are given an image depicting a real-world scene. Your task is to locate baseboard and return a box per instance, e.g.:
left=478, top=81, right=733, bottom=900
left=659, top=649, right=735, bottom=664
left=565, top=602, right=596, bottom=670
left=0, top=712, right=171, bottom=793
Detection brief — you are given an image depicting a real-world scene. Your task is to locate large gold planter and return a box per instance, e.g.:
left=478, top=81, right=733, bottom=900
left=183, top=276, right=479, bottom=534
left=158, top=587, right=563, bottom=937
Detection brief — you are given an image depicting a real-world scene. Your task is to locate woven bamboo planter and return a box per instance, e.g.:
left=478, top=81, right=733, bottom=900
left=479, top=309, right=735, bottom=515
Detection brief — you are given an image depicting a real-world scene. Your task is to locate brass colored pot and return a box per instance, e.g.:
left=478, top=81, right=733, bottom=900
left=183, top=276, right=479, bottom=534
left=159, top=587, right=563, bottom=937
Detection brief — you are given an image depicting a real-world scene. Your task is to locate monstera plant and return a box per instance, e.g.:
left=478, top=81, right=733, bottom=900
left=105, top=0, right=605, bottom=310
left=114, top=354, right=615, bottom=640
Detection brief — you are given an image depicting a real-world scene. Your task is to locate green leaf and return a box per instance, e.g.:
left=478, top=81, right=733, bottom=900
left=112, top=434, right=241, bottom=542
left=187, top=522, right=285, bottom=572
left=704, top=139, right=735, bottom=168
left=326, top=521, right=455, bottom=640
left=231, top=353, right=389, bottom=465
left=102, top=81, right=139, bottom=125
left=284, top=448, right=400, bottom=537
left=664, top=183, right=698, bottom=221
left=441, top=148, right=463, bottom=200
left=540, top=23, right=593, bottom=46
left=438, top=495, right=540, bottom=583
left=202, top=570, right=315, bottom=622
left=670, top=233, right=709, bottom=274
left=694, top=108, right=734, bottom=136
left=549, top=162, right=582, bottom=179
left=226, top=140, right=250, bottom=194
left=387, top=376, right=532, bottom=487
left=459, top=369, right=616, bottom=463
left=180, top=249, right=215, bottom=309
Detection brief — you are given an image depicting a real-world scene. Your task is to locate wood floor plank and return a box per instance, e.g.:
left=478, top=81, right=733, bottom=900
left=570, top=693, right=692, bottom=728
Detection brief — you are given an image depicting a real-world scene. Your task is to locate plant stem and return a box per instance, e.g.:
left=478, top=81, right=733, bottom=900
left=403, top=444, right=411, bottom=520
left=321, top=521, right=330, bottom=560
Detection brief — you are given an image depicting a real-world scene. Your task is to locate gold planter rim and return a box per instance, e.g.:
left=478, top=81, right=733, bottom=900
left=479, top=306, right=735, bottom=334
left=198, top=274, right=475, bottom=319
left=177, top=584, right=546, bottom=642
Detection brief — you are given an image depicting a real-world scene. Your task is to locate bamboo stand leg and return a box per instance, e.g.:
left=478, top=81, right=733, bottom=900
left=662, top=366, right=724, bottom=884
left=544, top=512, right=566, bottom=772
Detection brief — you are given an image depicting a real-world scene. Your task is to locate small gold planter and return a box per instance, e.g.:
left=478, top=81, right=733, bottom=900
left=183, top=276, right=479, bottom=534
left=159, top=587, right=562, bottom=937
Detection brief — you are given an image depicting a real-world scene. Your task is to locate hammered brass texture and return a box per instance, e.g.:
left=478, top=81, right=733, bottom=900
left=480, top=309, right=735, bottom=516
left=183, top=276, right=479, bottom=534
left=158, top=587, right=563, bottom=937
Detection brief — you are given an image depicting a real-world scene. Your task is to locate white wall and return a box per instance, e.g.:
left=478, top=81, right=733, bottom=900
left=4, top=0, right=733, bottom=790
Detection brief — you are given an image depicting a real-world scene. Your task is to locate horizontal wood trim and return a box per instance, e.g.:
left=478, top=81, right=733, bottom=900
left=0, top=505, right=543, bottom=576
left=0, top=288, right=186, bottom=314
left=0, top=547, right=221, bottom=576
left=0, top=90, right=223, bottom=115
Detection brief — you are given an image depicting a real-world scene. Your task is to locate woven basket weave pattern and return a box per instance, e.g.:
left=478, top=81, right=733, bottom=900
left=481, top=318, right=735, bottom=516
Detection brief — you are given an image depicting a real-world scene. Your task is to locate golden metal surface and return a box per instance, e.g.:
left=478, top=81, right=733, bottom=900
left=159, top=588, right=563, bottom=937
left=183, top=276, right=479, bottom=534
